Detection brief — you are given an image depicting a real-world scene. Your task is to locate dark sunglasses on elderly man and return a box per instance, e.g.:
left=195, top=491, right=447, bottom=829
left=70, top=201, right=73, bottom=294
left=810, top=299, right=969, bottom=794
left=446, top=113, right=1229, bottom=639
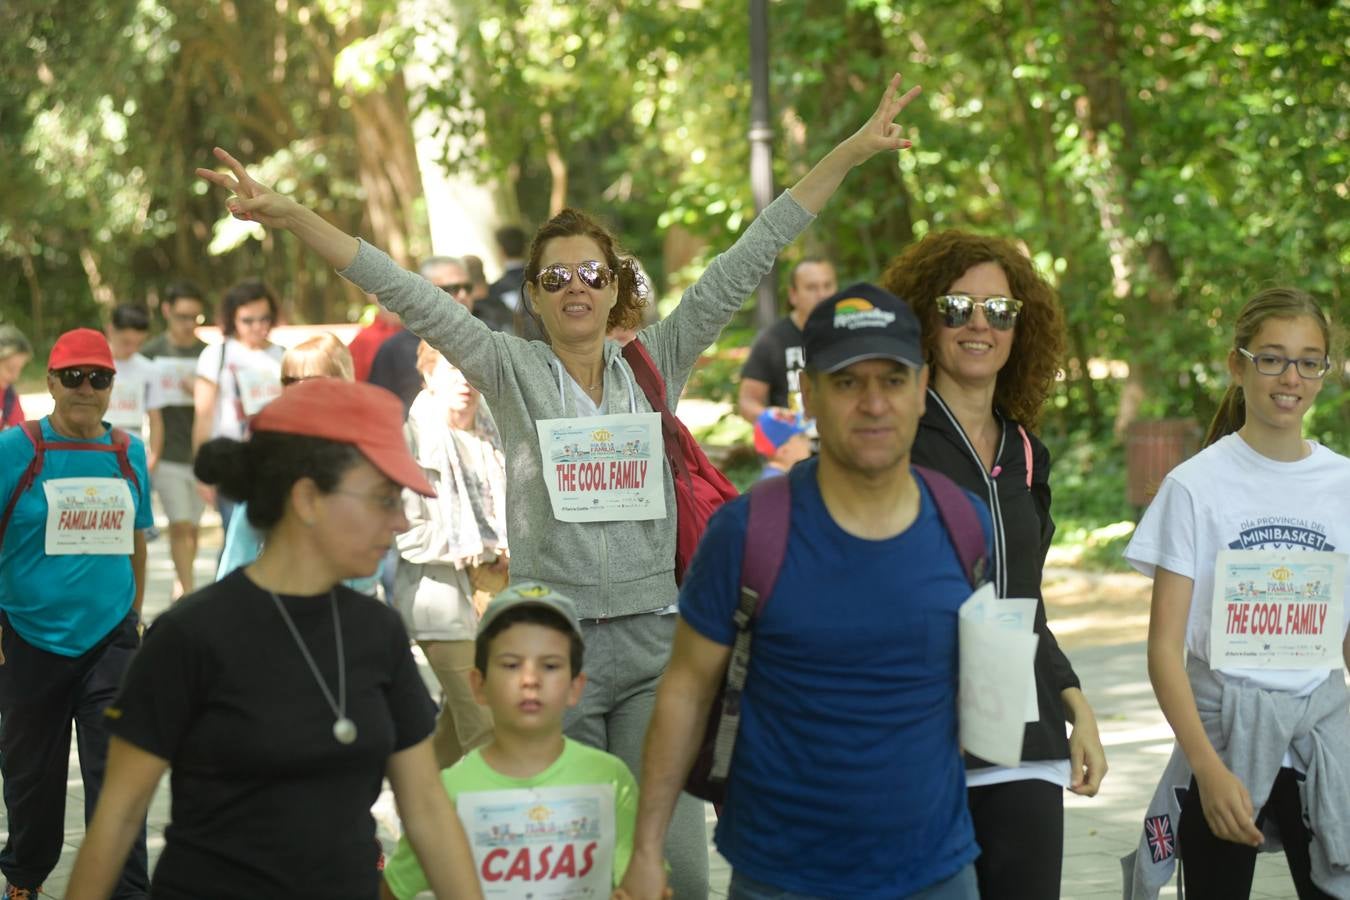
left=935, top=294, right=1024, bottom=331
left=439, top=282, right=473, bottom=297
left=536, top=260, right=615, bottom=294
left=52, top=367, right=115, bottom=390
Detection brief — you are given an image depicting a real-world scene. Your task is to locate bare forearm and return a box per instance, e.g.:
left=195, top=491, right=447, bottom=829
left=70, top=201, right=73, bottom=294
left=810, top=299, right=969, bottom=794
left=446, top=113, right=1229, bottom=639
left=66, top=801, right=150, bottom=899
left=1060, top=686, right=1094, bottom=725
left=1147, top=645, right=1222, bottom=775
left=284, top=203, right=360, bottom=271
left=788, top=145, right=863, bottom=216
left=401, top=801, right=481, bottom=899
left=132, top=533, right=147, bottom=615
left=632, top=671, right=716, bottom=856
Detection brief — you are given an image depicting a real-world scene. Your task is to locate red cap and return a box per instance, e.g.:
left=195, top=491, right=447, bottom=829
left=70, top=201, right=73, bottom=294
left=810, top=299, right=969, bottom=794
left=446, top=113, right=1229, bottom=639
left=250, top=378, right=436, bottom=497
left=48, top=328, right=115, bottom=371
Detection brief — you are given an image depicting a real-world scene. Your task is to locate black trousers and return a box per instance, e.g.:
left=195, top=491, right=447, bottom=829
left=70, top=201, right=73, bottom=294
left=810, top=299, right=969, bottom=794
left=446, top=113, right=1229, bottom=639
left=967, top=777, right=1064, bottom=900
left=1179, top=767, right=1333, bottom=900
left=0, top=610, right=148, bottom=897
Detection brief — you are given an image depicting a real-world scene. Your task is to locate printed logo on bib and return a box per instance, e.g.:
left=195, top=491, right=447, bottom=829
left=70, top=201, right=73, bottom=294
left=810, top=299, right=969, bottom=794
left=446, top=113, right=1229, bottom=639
left=459, top=783, right=615, bottom=898
left=1228, top=515, right=1335, bottom=552
left=105, top=379, right=146, bottom=429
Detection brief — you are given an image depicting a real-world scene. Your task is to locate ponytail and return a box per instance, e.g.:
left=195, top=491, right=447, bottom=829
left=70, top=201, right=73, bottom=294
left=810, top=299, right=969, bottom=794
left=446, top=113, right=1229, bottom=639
left=1203, top=384, right=1245, bottom=447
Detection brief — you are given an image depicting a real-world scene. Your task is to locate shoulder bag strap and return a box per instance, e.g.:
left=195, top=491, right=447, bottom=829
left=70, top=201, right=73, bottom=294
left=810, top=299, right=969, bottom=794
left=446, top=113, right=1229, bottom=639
left=913, top=464, right=990, bottom=588
left=710, top=474, right=792, bottom=781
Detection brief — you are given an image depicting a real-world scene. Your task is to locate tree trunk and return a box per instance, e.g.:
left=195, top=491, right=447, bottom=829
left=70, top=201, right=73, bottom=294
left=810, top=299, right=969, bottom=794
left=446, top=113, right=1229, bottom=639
left=348, top=76, right=429, bottom=269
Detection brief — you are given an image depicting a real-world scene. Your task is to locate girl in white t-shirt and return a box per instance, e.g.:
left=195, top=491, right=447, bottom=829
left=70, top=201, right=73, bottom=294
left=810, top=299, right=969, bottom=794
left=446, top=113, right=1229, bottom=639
left=192, top=279, right=285, bottom=534
left=1125, top=288, right=1350, bottom=899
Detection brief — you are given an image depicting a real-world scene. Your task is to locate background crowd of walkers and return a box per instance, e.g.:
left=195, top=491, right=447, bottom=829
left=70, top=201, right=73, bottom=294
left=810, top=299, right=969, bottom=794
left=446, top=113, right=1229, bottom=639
left=0, top=68, right=1343, bottom=900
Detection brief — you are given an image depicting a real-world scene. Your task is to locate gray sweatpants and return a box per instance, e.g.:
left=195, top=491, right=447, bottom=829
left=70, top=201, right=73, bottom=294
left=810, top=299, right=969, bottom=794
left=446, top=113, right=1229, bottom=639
left=564, top=612, right=710, bottom=899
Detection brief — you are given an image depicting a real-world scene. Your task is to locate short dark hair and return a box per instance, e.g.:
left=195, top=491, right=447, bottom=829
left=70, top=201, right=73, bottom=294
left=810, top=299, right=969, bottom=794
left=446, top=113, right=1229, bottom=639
left=789, top=257, right=834, bottom=290
left=220, top=279, right=279, bottom=338
left=475, top=605, right=584, bottom=677
left=110, top=304, right=151, bottom=332
left=194, top=432, right=363, bottom=530
left=495, top=225, right=528, bottom=259
left=164, top=281, right=205, bottom=305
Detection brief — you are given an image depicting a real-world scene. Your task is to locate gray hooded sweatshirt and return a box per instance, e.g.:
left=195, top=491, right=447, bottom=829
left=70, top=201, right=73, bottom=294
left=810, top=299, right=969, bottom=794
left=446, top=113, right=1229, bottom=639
left=340, top=190, right=814, bottom=618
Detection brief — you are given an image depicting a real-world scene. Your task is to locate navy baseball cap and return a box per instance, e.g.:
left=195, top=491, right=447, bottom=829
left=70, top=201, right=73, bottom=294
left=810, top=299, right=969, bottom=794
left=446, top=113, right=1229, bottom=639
left=802, top=282, right=923, bottom=374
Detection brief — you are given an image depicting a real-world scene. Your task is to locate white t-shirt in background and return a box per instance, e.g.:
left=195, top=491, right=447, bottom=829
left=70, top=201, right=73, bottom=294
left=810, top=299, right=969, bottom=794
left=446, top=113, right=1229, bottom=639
left=195, top=340, right=285, bottom=441
left=108, top=353, right=166, bottom=437
left=1125, top=433, right=1350, bottom=697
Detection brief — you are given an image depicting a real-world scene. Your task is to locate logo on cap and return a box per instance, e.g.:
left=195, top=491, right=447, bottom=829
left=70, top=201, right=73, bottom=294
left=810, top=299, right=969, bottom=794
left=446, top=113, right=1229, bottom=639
left=518, top=584, right=552, bottom=598
left=833, top=298, right=897, bottom=330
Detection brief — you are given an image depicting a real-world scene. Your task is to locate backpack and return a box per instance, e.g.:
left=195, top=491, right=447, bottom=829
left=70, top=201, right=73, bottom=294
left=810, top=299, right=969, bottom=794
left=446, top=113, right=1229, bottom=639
left=685, top=464, right=990, bottom=803
left=621, top=339, right=739, bottom=584
left=0, top=421, right=139, bottom=548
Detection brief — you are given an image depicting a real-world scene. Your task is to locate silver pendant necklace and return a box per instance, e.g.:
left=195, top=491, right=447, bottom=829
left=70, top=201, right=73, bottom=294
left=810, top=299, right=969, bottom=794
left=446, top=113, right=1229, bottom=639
left=267, top=589, right=356, bottom=745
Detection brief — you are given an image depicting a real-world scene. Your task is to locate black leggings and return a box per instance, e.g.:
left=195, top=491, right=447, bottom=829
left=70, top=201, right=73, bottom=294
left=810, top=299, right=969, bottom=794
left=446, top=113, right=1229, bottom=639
left=967, top=778, right=1064, bottom=900
left=1179, top=767, right=1334, bottom=899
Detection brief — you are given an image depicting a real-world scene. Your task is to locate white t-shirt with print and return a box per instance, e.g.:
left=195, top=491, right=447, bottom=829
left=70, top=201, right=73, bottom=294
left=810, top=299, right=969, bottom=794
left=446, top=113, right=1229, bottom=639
left=195, top=340, right=285, bottom=441
left=108, top=352, right=166, bottom=437
left=1125, top=433, right=1350, bottom=696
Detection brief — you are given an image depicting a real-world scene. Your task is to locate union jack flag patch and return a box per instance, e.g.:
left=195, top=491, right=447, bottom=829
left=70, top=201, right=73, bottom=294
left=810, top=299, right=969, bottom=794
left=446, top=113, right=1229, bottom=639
left=1145, top=814, right=1175, bottom=863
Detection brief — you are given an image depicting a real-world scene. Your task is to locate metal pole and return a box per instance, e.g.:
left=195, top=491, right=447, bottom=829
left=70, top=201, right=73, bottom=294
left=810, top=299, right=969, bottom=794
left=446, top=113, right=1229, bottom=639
left=748, top=0, right=776, bottom=332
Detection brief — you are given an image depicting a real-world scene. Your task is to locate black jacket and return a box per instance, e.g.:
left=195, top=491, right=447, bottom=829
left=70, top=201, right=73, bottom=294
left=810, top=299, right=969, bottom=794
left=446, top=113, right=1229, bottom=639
left=911, top=388, right=1080, bottom=766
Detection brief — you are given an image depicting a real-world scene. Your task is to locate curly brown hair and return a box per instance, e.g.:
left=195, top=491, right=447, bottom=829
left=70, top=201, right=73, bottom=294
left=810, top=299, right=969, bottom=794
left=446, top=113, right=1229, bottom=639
left=880, top=231, right=1066, bottom=427
left=523, top=208, right=649, bottom=337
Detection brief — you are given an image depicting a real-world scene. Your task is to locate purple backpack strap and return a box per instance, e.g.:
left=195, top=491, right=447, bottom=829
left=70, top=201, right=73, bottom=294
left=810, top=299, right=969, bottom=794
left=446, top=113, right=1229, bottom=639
left=708, top=473, right=792, bottom=781
left=913, top=464, right=990, bottom=588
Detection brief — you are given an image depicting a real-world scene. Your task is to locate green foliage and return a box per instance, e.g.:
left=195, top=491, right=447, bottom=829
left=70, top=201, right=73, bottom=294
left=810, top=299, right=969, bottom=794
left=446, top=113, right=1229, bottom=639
left=2, top=0, right=1346, bottom=530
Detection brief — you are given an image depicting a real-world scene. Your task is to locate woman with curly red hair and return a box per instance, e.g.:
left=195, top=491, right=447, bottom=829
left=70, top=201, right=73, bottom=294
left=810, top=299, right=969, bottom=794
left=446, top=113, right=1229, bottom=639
left=882, top=232, right=1106, bottom=899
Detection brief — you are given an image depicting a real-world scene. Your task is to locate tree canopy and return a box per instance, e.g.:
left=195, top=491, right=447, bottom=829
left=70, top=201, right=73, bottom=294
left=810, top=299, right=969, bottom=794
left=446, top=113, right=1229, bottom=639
left=2, top=0, right=1346, bottom=525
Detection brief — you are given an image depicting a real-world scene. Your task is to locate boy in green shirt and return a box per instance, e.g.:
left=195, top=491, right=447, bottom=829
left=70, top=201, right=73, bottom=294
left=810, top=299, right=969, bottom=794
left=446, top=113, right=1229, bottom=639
left=382, top=583, right=638, bottom=899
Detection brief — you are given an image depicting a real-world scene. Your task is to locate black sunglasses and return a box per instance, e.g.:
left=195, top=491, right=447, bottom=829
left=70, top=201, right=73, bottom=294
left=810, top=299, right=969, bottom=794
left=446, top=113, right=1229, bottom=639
left=439, top=282, right=473, bottom=296
left=52, top=367, right=115, bottom=390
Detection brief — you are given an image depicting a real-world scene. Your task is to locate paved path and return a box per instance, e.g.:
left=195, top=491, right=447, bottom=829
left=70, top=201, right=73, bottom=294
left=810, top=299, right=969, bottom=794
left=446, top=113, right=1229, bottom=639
left=3, top=511, right=1307, bottom=898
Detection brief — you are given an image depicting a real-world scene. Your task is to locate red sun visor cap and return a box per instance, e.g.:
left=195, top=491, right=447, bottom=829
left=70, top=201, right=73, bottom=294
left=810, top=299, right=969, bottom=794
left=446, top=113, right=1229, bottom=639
left=250, top=378, right=436, bottom=497
left=48, top=328, right=115, bottom=371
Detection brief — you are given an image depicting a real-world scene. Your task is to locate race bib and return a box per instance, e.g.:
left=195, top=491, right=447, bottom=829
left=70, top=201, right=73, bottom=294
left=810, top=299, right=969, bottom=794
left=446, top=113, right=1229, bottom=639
left=1210, top=549, right=1346, bottom=670
left=105, top=378, right=146, bottom=430
left=235, top=364, right=282, bottom=417
left=458, top=784, right=616, bottom=898
left=42, top=478, right=136, bottom=555
left=155, top=357, right=198, bottom=406
left=536, top=413, right=665, bottom=523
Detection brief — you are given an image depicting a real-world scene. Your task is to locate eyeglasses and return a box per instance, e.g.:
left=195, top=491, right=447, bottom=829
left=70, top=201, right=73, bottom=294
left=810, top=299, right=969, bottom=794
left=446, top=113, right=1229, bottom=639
left=1237, top=348, right=1330, bottom=380
left=52, top=367, right=115, bottom=390
left=330, top=489, right=404, bottom=514
left=935, top=294, right=1023, bottom=331
left=236, top=314, right=273, bottom=327
left=171, top=312, right=206, bottom=325
left=439, top=282, right=473, bottom=297
left=536, top=260, right=615, bottom=293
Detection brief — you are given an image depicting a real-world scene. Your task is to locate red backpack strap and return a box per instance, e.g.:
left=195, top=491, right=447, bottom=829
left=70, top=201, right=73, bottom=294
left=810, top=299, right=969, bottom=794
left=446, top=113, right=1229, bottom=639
left=0, top=424, right=142, bottom=549
left=621, top=339, right=691, bottom=483
left=0, top=422, right=46, bottom=549
left=708, top=473, right=792, bottom=782
left=913, top=464, right=991, bottom=588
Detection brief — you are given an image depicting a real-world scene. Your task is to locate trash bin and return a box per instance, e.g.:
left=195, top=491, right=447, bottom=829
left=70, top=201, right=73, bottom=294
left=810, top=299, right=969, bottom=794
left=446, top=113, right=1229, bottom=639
left=1126, top=418, right=1201, bottom=509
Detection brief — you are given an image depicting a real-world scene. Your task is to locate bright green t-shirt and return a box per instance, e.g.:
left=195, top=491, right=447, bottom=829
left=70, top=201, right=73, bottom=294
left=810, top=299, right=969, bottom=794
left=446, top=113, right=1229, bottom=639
left=384, top=738, right=638, bottom=898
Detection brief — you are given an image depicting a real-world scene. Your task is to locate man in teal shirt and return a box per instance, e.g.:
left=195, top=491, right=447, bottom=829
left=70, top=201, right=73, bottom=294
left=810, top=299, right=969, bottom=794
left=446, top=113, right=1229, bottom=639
left=0, top=328, right=153, bottom=899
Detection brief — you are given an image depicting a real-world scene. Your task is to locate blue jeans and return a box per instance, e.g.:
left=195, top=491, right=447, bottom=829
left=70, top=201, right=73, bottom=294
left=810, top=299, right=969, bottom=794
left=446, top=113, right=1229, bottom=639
left=728, top=864, right=978, bottom=900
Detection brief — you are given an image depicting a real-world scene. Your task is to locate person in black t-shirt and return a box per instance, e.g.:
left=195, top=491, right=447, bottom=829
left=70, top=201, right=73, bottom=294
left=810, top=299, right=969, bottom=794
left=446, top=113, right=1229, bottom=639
left=737, top=257, right=837, bottom=422
left=66, top=380, right=480, bottom=900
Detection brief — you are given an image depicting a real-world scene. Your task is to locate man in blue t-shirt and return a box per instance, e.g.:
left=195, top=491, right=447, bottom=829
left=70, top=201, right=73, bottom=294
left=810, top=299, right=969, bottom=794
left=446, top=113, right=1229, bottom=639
left=0, top=328, right=152, bottom=898
left=622, top=285, right=989, bottom=900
